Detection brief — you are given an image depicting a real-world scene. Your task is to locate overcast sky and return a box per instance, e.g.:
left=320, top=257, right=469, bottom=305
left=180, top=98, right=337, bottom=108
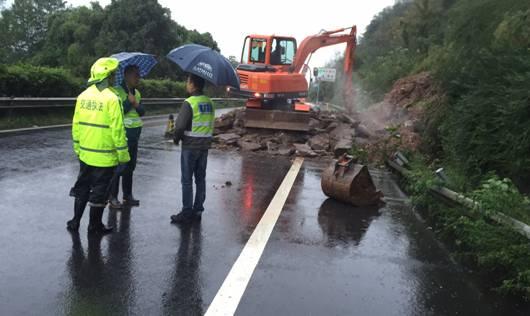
left=9, top=0, right=397, bottom=67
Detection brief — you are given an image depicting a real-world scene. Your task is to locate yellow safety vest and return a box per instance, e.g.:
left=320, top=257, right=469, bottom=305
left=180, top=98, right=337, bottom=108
left=184, top=95, right=215, bottom=138
left=114, top=86, right=143, bottom=128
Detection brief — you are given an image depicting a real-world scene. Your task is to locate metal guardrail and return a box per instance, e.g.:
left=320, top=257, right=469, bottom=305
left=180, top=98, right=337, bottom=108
left=386, top=156, right=530, bottom=240
left=0, top=97, right=245, bottom=109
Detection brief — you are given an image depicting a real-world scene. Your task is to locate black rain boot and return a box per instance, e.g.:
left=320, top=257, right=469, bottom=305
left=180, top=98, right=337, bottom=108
left=109, top=196, right=123, bottom=209
left=108, top=176, right=123, bottom=209
left=123, top=195, right=140, bottom=206
left=122, top=174, right=139, bottom=206
left=67, top=198, right=88, bottom=231
left=88, top=206, right=113, bottom=234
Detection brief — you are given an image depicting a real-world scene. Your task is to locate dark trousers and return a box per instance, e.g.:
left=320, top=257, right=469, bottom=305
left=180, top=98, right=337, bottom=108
left=110, top=141, right=138, bottom=199
left=181, top=148, right=208, bottom=213
left=71, top=161, right=115, bottom=206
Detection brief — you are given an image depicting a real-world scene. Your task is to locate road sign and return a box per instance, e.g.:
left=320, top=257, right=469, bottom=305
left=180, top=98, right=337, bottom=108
left=315, top=68, right=336, bottom=82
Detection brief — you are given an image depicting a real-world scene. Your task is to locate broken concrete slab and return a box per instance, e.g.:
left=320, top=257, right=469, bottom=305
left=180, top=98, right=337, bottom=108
left=355, top=124, right=375, bottom=139
left=238, top=139, right=262, bottom=151
left=277, top=145, right=295, bottom=156
left=308, top=134, right=330, bottom=151
left=294, top=143, right=317, bottom=157
left=329, top=123, right=354, bottom=142
left=325, top=122, right=339, bottom=133
left=215, top=133, right=241, bottom=144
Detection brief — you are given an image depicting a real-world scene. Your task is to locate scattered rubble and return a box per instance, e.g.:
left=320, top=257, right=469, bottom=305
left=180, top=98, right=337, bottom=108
left=213, top=108, right=364, bottom=159
left=211, top=71, right=436, bottom=164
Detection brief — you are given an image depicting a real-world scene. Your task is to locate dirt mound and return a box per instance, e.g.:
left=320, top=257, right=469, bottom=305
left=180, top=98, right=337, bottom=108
left=386, top=71, right=437, bottom=109
left=354, top=72, right=439, bottom=163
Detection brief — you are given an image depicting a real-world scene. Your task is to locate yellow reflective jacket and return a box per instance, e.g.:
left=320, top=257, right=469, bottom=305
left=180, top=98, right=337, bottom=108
left=72, top=83, right=130, bottom=167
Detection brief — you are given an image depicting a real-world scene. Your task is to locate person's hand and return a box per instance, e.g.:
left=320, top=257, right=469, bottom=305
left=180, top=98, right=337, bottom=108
left=173, top=136, right=180, bottom=146
left=128, top=92, right=138, bottom=108
left=116, top=163, right=127, bottom=174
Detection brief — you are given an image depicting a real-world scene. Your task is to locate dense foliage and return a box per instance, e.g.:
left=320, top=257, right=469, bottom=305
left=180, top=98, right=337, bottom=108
left=354, top=0, right=530, bottom=184
left=0, top=0, right=218, bottom=80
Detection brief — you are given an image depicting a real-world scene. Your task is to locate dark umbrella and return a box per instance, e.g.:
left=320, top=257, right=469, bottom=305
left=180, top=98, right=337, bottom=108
left=166, top=44, right=240, bottom=89
left=111, top=52, right=158, bottom=85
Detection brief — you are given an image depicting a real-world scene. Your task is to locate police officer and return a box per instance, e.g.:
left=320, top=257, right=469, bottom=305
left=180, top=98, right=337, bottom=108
left=67, top=57, right=130, bottom=233
left=171, top=73, right=215, bottom=224
left=109, top=65, right=144, bottom=208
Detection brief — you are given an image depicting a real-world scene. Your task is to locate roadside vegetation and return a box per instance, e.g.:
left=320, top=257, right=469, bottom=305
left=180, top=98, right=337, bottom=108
left=313, top=0, right=530, bottom=300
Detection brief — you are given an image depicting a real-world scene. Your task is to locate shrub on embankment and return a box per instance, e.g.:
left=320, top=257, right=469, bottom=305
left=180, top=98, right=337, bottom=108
left=0, top=64, right=83, bottom=97
left=139, top=79, right=186, bottom=98
left=403, top=157, right=530, bottom=301
left=0, top=64, right=189, bottom=98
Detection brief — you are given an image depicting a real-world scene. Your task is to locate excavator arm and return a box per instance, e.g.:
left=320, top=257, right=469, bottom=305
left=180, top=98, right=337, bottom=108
left=292, top=26, right=357, bottom=112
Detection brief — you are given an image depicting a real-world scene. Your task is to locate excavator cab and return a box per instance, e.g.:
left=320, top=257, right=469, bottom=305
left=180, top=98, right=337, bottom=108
left=229, top=35, right=312, bottom=131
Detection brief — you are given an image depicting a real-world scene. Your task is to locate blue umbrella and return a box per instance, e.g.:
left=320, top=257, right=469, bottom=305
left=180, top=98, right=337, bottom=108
left=111, top=52, right=158, bottom=85
left=166, top=44, right=240, bottom=89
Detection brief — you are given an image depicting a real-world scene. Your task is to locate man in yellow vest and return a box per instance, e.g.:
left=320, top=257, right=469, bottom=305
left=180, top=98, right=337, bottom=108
left=67, top=57, right=130, bottom=234
left=109, top=65, right=144, bottom=208
left=170, top=74, right=215, bottom=224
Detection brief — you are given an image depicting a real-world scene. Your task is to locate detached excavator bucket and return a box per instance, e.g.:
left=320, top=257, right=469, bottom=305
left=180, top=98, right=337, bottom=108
left=321, top=155, right=383, bottom=206
left=244, top=108, right=310, bottom=131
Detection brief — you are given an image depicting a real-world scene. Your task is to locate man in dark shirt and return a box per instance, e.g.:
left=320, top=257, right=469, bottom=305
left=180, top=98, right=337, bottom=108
left=171, top=74, right=215, bottom=224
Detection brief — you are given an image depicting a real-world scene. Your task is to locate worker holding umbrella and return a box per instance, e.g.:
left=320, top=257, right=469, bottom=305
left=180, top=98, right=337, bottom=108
left=166, top=44, right=240, bottom=224
left=108, top=52, right=157, bottom=208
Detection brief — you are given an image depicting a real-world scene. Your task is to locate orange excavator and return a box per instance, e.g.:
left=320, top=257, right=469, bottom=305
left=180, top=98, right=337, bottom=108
left=228, top=26, right=357, bottom=131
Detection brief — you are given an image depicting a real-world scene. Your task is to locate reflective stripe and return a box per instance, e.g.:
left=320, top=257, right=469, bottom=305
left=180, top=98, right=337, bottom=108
left=192, top=121, right=213, bottom=127
left=184, top=131, right=213, bottom=138
left=124, top=117, right=142, bottom=125
left=80, top=146, right=115, bottom=153
left=73, top=140, right=79, bottom=143
left=79, top=122, right=109, bottom=128
left=89, top=202, right=107, bottom=207
left=116, top=146, right=128, bottom=151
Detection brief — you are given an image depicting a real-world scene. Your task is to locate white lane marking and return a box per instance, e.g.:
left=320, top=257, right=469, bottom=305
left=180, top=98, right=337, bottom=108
left=205, top=157, right=304, bottom=316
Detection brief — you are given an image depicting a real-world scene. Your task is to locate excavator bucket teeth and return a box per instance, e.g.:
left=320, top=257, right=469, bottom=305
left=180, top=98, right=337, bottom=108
left=244, top=108, right=310, bottom=131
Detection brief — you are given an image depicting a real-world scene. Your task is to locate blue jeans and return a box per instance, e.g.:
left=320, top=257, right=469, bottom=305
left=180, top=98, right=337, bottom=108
left=181, top=149, right=208, bottom=214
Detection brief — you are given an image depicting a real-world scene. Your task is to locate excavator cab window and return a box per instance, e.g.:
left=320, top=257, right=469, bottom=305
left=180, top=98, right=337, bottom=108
left=270, top=37, right=296, bottom=65
left=241, top=37, right=267, bottom=64
left=250, top=38, right=267, bottom=63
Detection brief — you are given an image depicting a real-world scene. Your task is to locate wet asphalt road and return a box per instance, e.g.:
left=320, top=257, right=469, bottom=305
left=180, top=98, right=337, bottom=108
left=1, top=115, right=529, bottom=315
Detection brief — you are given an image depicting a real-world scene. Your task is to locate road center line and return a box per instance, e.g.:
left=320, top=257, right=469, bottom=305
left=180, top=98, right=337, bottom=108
left=205, top=157, right=304, bottom=316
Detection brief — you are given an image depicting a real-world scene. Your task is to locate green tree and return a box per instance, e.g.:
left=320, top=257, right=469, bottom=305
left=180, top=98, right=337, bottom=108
left=33, top=0, right=219, bottom=79
left=0, top=0, right=65, bottom=62
left=33, top=3, right=106, bottom=77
